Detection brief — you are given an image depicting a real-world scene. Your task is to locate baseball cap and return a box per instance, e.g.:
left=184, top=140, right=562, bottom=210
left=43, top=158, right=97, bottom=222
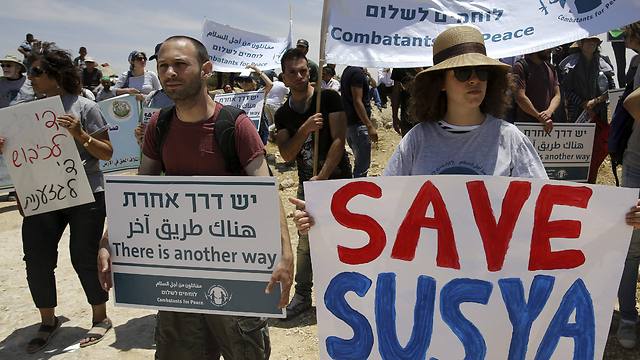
left=296, top=39, right=309, bottom=48
left=149, top=43, right=162, bottom=61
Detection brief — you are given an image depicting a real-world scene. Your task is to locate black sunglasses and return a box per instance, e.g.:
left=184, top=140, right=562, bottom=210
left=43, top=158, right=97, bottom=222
left=453, top=67, right=490, bottom=82
left=28, top=67, right=45, bottom=77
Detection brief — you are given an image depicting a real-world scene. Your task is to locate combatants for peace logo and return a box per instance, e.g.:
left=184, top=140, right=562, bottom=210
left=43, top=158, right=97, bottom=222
left=538, top=0, right=616, bottom=22
left=205, top=285, right=232, bottom=307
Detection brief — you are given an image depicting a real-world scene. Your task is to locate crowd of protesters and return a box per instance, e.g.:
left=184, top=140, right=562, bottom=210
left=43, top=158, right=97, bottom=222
left=2, top=22, right=640, bottom=359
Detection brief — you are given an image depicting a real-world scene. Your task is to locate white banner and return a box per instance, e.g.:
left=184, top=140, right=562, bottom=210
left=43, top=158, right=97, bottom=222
left=214, top=91, right=264, bottom=130
left=105, top=175, right=284, bottom=318
left=0, top=96, right=94, bottom=216
left=324, top=0, right=640, bottom=67
left=305, top=176, right=635, bottom=359
left=516, top=123, right=596, bottom=182
left=202, top=19, right=291, bottom=72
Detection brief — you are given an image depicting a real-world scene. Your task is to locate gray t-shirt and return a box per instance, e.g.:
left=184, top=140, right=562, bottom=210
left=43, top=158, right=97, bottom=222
left=61, top=94, right=108, bottom=193
left=383, top=115, right=548, bottom=178
left=0, top=76, right=34, bottom=108
left=114, top=71, right=161, bottom=95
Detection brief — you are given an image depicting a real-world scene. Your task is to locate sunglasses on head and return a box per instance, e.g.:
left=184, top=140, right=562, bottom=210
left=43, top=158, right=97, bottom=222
left=28, top=67, right=45, bottom=77
left=453, top=67, right=490, bottom=82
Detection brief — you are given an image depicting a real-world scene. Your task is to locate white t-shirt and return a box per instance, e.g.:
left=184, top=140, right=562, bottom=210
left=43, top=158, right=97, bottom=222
left=265, top=80, right=289, bottom=107
left=322, top=78, right=341, bottom=93
left=384, top=115, right=548, bottom=178
left=114, top=70, right=161, bottom=95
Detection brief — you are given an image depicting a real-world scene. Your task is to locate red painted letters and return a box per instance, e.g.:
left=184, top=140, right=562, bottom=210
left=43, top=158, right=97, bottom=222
left=529, top=185, right=592, bottom=270
left=392, top=181, right=459, bottom=269
left=467, top=180, right=531, bottom=272
left=330, top=181, right=386, bottom=265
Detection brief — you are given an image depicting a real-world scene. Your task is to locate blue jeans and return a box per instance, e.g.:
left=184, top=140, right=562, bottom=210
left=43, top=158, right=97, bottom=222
left=347, top=124, right=371, bottom=178
left=619, top=164, right=640, bottom=321
left=369, top=88, right=382, bottom=107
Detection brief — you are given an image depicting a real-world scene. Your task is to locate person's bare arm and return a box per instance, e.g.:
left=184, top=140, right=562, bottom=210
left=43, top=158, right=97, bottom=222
left=247, top=64, right=273, bottom=95
left=624, top=87, right=640, bottom=121
left=315, top=111, right=346, bottom=180
left=351, top=86, right=378, bottom=142
left=275, top=114, right=323, bottom=162
left=514, top=88, right=540, bottom=119
left=245, top=155, right=294, bottom=308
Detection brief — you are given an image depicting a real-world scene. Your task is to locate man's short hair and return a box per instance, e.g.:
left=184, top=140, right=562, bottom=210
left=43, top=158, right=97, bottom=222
left=280, top=48, right=308, bottom=72
left=26, top=33, right=33, bottom=40
left=162, top=36, right=209, bottom=64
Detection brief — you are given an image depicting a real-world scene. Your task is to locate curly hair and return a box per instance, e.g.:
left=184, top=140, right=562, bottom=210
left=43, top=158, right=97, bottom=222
left=29, top=45, right=81, bottom=95
left=623, top=21, right=640, bottom=41
left=409, top=67, right=512, bottom=123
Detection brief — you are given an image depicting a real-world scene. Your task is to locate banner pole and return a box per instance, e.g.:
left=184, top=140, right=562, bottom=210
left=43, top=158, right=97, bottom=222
left=313, top=0, right=330, bottom=177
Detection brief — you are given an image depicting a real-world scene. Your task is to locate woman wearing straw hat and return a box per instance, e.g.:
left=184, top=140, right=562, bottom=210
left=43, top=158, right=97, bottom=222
left=289, top=26, right=640, bottom=235
left=383, top=26, right=546, bottom=177
left=0, top=54, right=34, bottom=108
left=288, top=25, right=547, bottom=232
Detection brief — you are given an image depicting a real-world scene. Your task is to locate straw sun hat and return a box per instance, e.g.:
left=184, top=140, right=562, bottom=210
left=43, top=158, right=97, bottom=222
left=416, top=26, right=509, bottom=82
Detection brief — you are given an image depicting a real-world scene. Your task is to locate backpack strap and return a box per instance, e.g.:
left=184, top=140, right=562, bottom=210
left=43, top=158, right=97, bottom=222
left=154, top=106, right=176, bottom=172
left=215, top=105, right=246, bottom=175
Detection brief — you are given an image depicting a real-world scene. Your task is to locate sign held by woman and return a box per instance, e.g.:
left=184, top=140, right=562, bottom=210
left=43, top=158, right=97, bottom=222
left=0, top=96, right=94, bottom=216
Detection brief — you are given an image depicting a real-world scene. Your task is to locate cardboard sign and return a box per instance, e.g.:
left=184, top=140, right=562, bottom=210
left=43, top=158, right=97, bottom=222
left=305, top=175, right=635, bottom=359
left=202, top=19, right=291, bottom=72
left=324, top=0, right=640, bottom=67
left=105, top=175, right=285, bottom=318
left=214, top=91, right=264, bottom=129
left=516, top=123, right=596, bottom=182
left=98, top=95, right=141, bottom=172
left=0, top=96, right=94, bottom=215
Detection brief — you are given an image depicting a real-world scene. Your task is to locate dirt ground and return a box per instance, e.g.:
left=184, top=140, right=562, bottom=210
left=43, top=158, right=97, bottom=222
left=0, top=107, right=637, bottom=359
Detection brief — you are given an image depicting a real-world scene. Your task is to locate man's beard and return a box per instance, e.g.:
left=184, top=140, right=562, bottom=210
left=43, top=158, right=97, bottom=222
left=164, top=78, right=204, bottom=101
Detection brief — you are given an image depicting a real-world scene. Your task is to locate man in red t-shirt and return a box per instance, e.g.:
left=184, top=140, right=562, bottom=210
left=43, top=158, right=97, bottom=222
left=97, top=36, right=293, bottom=360
left=513, top=49, right=562, bottom=133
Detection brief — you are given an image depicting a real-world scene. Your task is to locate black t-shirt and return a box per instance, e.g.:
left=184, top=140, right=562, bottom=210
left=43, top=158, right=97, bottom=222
left=340, top=66, right=371, bottom=126
left=274, top=89, right=352, bottom=183
left=82, top=69, right=102, bottom=93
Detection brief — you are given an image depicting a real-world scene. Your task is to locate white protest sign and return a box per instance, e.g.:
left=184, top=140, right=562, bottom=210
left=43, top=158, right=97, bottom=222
left=0, top=96, right=94, bottom=216
left=105, top=175, right=284, bottom=318
left=305, top=176, right=635, bottom=359
left=202, top=19, right=291, bottom=72
left=516, top=123, right=596, bottom=182
left=214, top=91, right=264, bottom=130
left=98, top=95, right=141, bottom=173
left=324, top=0, right=640, bottom=67
left=142, top=107, right=160, bottom=125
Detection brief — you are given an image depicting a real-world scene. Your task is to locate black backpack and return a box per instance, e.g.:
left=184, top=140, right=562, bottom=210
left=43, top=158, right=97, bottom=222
left=155, top=105, right=245, bottom=175
left=608, top=81, right=637, bottom=186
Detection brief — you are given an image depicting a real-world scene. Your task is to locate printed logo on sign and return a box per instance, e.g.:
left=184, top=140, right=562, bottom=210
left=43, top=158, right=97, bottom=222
left=538, top=0, right=614, bottom=22
left=111, top=100, right=131, bottom=119
left=205, top=285, right=232, bottom=307
left=556, top=169, right=569, bottom=179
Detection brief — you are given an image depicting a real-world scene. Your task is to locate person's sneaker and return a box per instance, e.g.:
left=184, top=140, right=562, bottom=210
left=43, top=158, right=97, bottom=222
left=617, top=319, right=637, bottom=349
left=285, top=294, right=311, bottom=320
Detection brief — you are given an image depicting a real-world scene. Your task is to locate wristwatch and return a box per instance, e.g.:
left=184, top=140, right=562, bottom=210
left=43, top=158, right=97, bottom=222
left=83, top=136, right=93, bottom=147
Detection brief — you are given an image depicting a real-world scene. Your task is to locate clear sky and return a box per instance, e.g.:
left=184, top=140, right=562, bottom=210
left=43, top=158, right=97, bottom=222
left=0, top=0, right=324, bottom=74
